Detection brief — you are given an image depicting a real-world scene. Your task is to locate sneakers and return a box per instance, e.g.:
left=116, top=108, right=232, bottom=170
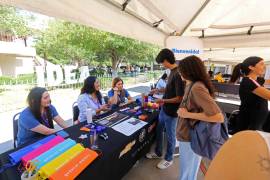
left=157, top=159, right=173, bottom=169
left=146, top=152, right=173, bottom=169
left=146, top=152, right=161, bottom=159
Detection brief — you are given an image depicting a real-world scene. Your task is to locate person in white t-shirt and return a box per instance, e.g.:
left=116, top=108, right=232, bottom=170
left=150, top=73, right=167, bottom=96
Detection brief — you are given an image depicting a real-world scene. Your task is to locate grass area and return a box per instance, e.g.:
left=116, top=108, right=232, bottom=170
left=0, top=71, right=163, bottom=94
left=0, top=74, right=36, bottom=85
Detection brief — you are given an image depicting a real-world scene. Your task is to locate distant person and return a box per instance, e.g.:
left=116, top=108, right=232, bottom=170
left=107, top=67, right=112, bottom=76
left=214, top=72, right=225, bottom=83
left=144, top=66, right=148, bottom=72
left=77, top=76, right=109, bottom=123
left=230, top=56, right=270, bottom=131
left=208, top=70, right=214, bottom=79
left=136, top=66, right=140, bottom=73
left=150, top=73, right=167, bottom=96
left=108, top=77, right=133, bottom=108
left=123, top=68, right=126, bottom=75
left=146, top=48, right=184, bottom=169
left=17, top=87, right=67, bottom=146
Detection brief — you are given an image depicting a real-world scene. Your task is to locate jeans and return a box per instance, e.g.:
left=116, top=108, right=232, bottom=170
left=155, top=108, right=177, bottom=161
left=179, top=141, right=202, bottom=180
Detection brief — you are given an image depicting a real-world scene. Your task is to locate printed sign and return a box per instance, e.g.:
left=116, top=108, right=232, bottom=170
left=166, top=36, right=204, bottom=60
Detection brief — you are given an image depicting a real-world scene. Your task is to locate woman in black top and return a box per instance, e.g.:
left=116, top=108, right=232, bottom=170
left=232, top=56, right=270, bottom=131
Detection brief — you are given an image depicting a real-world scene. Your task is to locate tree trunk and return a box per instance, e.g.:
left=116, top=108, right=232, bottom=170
left=110, top=49, right=119, bottom=78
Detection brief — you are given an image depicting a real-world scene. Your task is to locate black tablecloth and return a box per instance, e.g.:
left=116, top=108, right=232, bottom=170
left=0, top=108, right=159, bottom=180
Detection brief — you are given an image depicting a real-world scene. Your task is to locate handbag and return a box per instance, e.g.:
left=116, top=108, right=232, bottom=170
left=182, top=82, right=229, bottom=160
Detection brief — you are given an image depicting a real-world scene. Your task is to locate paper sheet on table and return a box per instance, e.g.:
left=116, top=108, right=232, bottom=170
left=112, top=117, right=147, bottom=136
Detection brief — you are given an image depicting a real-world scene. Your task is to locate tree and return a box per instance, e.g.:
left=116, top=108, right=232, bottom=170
left=88, top=29, right=160, bottom=75
left=35, top=21, right=97, bottom=65
left=0, top=5, right=32, bottom=37
left=35, top=20, right=160, bottom=74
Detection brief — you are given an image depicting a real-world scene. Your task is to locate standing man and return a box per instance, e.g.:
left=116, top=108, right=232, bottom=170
left=146, top=48, right=184, bottom=169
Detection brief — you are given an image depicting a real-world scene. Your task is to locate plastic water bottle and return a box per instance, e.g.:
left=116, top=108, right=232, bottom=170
left=86, top=108, right=93, bottom=124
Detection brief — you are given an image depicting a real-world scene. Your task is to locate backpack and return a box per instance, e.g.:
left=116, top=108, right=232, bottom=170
left=183, top=83, right=229, bottom=160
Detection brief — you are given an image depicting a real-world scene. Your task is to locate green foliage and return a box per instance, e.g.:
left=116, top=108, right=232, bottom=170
left=0, top=74, right=36, bottom=85
left=0, top=6, right=32, bottom=36
left=35, top=21, right=97, bottom=65
left=0, top=5, right=160, bottom=71
left=35, top=20, right=160, bottom=70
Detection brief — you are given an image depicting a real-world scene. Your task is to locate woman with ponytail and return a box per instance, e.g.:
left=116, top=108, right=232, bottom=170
left=233, top=57, right=270, bottom=131
left=229, top=63, right=242, bottom=84
left=18, top=87, right=67, bottom=146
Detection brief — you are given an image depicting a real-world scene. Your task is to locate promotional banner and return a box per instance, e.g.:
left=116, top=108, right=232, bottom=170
left=50, top=148, right=98, bottom=180
left=38, top=144, right=84, bottom=179
left=22, top=136, right=64, bottom=166
left=33, top=139, right=76, bottom=170
left=166, top=36, right=204, bottom=60
left=8, top=135, right=56, bottom=164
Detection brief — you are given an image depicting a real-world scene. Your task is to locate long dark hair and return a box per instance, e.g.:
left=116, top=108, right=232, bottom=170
left=230, top=56, right=263, bottom=83
left=178, top=55, right=215, bottom=97
left=81, top=76, right=102, bottom=104
left=27, top=87, right=54, bottom=128
left=112, top=77, right=125, bottom=98
left=229, top=63, right=242, bottom=83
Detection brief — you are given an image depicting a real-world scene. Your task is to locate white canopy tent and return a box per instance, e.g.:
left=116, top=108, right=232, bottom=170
left=2, top=0, right=270, bottom=62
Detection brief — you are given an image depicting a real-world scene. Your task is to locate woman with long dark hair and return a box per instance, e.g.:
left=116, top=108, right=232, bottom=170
left=108, top=77, right=133, bottom=107
left=230, top=56, right=270, bottom=131
left=177, top=55, right=223, bottom=180
left=17, top=87, right=67, bottom=146
left=229, top=63, right=242, bottom=84
left=77, top=76, right=109, bottom=123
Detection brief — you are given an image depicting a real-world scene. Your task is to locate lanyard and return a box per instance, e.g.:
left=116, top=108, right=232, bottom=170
left=249, top=77, right=261, bottom=87
left=41, top=112, right=50, bottom=127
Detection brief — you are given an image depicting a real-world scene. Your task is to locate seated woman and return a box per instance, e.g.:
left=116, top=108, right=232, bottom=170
left=108, top=77, right=133, bottom=107
left=77, top=76, right=109, bottom=123
left=17, top=87, right=67, bottom=146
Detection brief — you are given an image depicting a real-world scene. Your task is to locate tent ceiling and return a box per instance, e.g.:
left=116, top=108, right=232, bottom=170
left=0, top=0, right=208, bottom=46
left=202, top=47, right=270, bottom=63
left=2, top=0, right=270, bottom=62
left=184, top=0, right=270, bottom=37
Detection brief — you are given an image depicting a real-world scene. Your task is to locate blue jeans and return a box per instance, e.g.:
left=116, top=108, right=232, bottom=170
left=155, top=108, right=177, bottom=161
left=179, top=141, right=202, bottom=180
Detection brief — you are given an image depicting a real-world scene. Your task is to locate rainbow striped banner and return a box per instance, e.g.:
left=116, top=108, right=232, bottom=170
left=38, top=144, right=84, bottom=179
left=22, top=136, right=64, bottom=166
left=33, top=138, right=76, bottom=170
